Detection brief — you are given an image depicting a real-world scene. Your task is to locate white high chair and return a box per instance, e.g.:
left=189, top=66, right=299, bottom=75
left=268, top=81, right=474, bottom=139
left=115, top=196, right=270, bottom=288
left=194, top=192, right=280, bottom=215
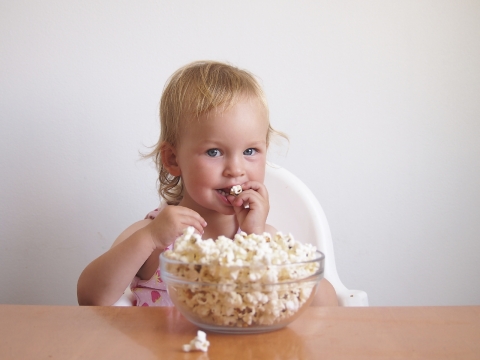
left=114, top=163, right=368, bottom=306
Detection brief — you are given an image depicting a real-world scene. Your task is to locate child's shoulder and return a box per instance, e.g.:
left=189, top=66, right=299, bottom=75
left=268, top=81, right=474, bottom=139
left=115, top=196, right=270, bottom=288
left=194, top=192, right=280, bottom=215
left=111, top=219, right=152, bottom=248
left=111, top=203, right=165, bottom=248
left=145, top=202, right=168, bottom=220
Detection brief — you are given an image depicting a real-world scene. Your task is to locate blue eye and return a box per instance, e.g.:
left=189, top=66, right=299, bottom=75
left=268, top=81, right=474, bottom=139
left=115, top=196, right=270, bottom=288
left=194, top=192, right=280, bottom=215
left=206, top=149, right=221, bottom=157
left=243, top=148, right=256, bottom=156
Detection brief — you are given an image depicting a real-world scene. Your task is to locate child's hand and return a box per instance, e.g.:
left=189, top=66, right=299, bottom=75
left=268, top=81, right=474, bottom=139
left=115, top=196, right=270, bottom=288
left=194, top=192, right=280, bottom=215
left=145, top=205, right=207, bottom=249
left=227, top=181, right=269, bottom=235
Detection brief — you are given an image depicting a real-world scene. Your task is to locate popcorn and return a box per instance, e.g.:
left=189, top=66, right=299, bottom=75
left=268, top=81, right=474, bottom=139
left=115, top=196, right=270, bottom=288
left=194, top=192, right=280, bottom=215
left=163, top=227, right=321, bottom=328
left=182, top=330, right=210, bottom=352
left=229, top=185, right=242, bottom=196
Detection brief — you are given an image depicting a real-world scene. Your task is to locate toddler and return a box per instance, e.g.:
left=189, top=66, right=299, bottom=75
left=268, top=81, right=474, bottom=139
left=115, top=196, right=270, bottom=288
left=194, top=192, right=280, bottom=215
left=77, top=61, right=337, bottom=306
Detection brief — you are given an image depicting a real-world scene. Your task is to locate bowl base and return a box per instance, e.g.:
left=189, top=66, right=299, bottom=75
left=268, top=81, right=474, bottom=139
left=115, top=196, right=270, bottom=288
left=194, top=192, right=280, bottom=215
left=193, top=321, right=287, bottom=334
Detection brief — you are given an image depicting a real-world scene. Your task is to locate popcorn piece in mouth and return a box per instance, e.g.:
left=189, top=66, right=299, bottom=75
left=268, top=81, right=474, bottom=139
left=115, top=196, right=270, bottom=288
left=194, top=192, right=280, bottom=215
left=182, top=330, right=210, bottom=352
left=230, top=185, right=242, bottom=196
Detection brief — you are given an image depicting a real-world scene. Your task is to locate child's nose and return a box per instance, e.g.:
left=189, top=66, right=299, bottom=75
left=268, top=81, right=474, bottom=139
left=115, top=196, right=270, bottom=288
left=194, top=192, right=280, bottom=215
left=223, top=157, right=245, bottom=178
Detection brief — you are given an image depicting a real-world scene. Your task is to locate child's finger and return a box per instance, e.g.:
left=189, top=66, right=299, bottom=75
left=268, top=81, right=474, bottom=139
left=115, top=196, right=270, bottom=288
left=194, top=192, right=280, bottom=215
left=238, top=181, right=269, bottom=199
left=164, top=206, right=207, bottom=236
left=182, top=219, right=206, bottom=235
left=230, top=190, right=264, bottom=209
left=180, top=215, right=207, bottom=235
left=176, top=207, right=208, bottom=228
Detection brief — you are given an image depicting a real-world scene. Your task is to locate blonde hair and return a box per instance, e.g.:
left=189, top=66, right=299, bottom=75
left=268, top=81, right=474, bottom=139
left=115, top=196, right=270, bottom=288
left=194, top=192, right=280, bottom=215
left=148, top=60, right=285, bottom=204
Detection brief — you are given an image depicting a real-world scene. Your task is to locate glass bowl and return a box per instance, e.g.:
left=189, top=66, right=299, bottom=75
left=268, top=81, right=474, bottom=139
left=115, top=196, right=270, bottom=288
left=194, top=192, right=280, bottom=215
left=160, top=250, right=325, bottom=333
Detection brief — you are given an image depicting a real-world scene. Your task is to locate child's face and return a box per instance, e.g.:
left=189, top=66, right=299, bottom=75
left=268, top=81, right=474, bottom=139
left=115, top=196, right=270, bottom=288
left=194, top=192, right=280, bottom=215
left=175, top=97, right=268, bottom=215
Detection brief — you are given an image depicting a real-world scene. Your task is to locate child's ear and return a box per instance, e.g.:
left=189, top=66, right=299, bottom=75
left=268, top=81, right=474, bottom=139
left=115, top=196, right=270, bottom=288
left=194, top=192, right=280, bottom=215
left=160, top=142, right=181, bottom=176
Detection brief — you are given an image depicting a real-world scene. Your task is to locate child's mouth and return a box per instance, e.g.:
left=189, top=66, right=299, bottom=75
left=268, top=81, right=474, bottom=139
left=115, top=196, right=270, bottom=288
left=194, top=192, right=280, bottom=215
left=216, top=189, right=230, bottom=197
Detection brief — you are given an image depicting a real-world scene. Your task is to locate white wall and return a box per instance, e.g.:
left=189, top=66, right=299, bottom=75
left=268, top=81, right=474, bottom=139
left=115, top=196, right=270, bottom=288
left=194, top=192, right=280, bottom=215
left=1, top=1, right=479, bottom=306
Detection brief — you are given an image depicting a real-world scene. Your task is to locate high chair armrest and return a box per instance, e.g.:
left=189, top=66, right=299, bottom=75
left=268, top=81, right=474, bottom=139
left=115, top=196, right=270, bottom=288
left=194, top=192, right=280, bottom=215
left=337, top=289, right=369, bottom=307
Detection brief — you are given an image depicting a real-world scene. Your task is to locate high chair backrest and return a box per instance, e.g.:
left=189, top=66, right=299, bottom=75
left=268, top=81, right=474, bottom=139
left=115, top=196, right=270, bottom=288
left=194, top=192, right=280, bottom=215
left=114, top=163, right=368, bottom=306
left=264, top=163, right=368, bottom=306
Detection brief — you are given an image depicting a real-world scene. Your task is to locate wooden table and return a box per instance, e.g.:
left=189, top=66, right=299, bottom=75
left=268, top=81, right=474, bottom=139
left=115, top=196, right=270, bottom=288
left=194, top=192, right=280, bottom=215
left=1, top=305, right=479, bottom=359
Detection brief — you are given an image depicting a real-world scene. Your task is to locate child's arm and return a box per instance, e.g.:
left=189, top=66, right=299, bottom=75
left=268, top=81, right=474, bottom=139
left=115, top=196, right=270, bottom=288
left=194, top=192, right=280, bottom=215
left=77, top=206, right=206, bottom=306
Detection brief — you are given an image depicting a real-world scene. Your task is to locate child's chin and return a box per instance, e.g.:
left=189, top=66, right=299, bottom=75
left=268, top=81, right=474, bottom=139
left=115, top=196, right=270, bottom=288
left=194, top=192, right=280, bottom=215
left=216, top=206, right=236, bottom=216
